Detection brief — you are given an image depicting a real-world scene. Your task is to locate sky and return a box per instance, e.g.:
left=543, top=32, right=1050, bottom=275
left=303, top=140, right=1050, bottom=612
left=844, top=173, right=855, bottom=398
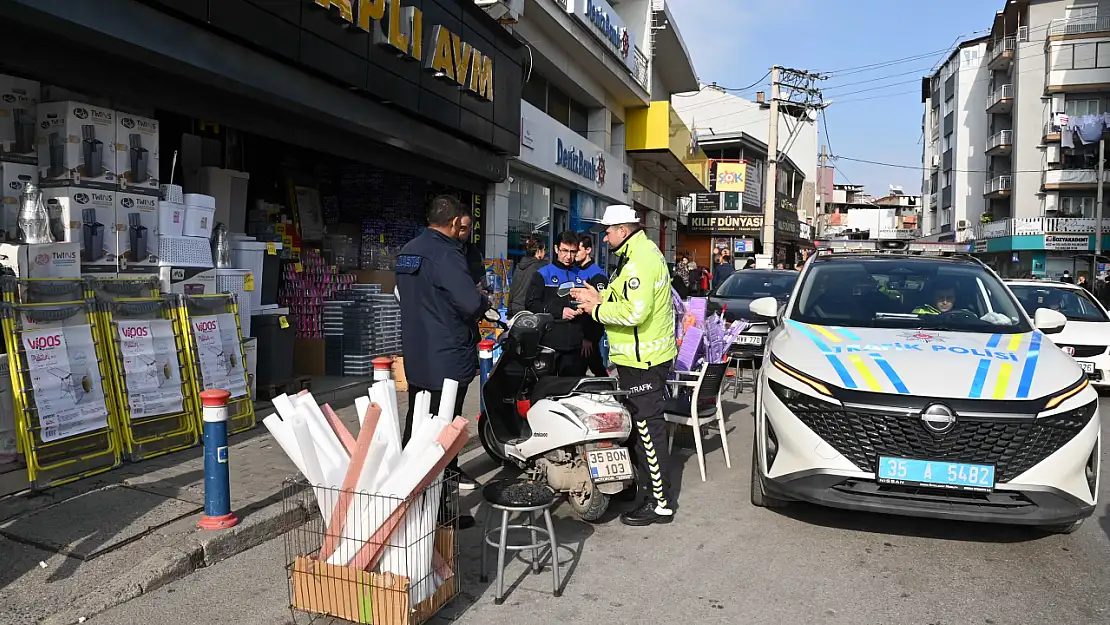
left=667, top=0, right=1003, bottom=197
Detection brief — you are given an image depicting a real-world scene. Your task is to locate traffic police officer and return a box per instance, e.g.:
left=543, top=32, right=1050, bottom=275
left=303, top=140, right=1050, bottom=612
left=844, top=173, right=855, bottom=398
left=572, top=205, right=678, bottom=526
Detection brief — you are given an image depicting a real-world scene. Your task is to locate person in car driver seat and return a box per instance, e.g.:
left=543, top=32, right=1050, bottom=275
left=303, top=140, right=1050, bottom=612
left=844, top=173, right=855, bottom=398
left=913, top=282, right=959, bottom=315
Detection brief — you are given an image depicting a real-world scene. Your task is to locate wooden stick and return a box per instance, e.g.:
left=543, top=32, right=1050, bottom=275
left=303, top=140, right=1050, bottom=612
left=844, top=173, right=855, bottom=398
left=322, top=403, right=357, bottom=456
left=347, top=418, right=470, bottom=572
left=318, top=403, right=382, bottom=562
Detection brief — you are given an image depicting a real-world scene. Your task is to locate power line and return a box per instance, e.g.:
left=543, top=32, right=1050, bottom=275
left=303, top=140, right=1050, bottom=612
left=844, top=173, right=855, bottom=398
left=823, top=66, right=934, bottom=91
left=833, top=155, right=1052, bottom=174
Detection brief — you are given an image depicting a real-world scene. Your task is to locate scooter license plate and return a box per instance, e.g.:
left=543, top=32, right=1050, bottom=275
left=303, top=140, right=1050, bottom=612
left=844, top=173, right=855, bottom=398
left=587, top=448, right=633, bottom=483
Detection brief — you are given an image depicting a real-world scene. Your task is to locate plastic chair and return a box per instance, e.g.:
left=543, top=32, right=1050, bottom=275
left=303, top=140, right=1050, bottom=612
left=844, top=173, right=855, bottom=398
left=664, top=362, right=732, bottom=482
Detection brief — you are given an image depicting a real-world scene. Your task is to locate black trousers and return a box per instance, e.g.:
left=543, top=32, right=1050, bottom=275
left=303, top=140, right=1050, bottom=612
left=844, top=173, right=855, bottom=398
left=584, top=339, right=608, bottom=377
left=553, top=349, right=586, bottom=378
left=615, top=361, right=673, bottom=510
left=403, top=383, right=469, bottom=474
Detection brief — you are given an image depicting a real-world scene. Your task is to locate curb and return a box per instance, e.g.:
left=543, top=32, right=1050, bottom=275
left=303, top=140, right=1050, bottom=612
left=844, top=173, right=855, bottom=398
left=40, top=499, right=310, bottom=625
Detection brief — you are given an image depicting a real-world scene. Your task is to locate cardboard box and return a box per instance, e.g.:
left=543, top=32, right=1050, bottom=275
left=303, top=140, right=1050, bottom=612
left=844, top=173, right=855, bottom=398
left=355, top=269, right=396, bottom=293
left=116, top=191, right=159, bottom=267
left=36, top=101, right=117, bottom=188
left=291, top=528, right=456, bottom=625
left=0, top=242, right=81, bottom=278
left=41, top=187, right=116, bottom=264
left=391, top=357, right=408, bottom=393
left=116, top=112, right=159, bottom=193
left=1, top=161, right=36, bottom=239
left=0, top=75, right=40, bottom=164
left=294, top=338, right=326, bottom=376
left=161, top=266, right=216, bottom=295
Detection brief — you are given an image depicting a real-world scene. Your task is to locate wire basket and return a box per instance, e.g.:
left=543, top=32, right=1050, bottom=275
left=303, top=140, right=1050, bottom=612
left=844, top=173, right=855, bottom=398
left=283, top=472, right=462, bottom=625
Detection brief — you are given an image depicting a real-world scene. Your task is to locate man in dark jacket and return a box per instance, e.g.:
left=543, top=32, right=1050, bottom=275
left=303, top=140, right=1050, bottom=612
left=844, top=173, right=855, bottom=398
left=508, top=238, right=545, bottom=316
left=459, top=213, right=486, bottom=286
left=527, top=231, right=586, bottom=376
left=575, top=234, right=609, bottom=376
left=713, top=251, right=734, bottom=288
left=396, top=195, right=486, bottom=508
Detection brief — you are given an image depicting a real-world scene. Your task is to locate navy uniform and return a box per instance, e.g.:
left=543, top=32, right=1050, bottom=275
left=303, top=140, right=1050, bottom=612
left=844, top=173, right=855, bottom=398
left=576, top=259, right=609, bottom=376
left=526, top=258, right=587, bottom=377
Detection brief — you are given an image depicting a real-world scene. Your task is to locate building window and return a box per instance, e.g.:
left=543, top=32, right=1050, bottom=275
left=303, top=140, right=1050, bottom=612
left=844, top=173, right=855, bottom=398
left=569, top=100, right=589, bottom=140
left=1050, top=42, right=1110, bottom=70
left=1058, top=196, right=1095, bottom=217
left=522, top=73, right=547, bottom=111
left=547, top=85, right=571, bottom=127
left=1065, top=99, right=1101, bottom=117
left=507, top=176, right=552, bottom=261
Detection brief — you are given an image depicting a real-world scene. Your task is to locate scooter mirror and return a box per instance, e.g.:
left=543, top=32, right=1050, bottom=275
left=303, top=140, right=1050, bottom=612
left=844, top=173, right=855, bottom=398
left=483, top=308, right=502, bottom=323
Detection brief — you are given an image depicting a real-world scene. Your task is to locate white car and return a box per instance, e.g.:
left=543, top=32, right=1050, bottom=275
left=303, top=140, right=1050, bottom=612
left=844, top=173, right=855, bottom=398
left=750, top=242, right=1100, bottom=534
left=1005, top=279, right=1110, bottom=389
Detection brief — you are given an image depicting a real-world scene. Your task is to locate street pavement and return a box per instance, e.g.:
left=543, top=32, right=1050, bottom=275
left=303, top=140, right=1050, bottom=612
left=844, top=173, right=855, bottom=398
left=82, top=392, right=1110, bottom=625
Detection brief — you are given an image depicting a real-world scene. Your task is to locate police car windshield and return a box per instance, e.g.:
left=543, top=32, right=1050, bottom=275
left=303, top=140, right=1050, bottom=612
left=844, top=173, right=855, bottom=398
left=790, top=257, right=1031, bottom=333
left=1008, top=284, right=1109, bottom=322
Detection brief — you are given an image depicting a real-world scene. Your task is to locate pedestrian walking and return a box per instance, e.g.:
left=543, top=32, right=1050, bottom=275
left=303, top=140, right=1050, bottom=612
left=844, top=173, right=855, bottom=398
left=672, top=252, right=691, bottom=298
left=572, top=205, right=678, bottom=527
left=395, top=195, right=486, bottom=526
left=527, top=231, right=587, bottom=377
left=713, top=251, right=734, bottom=288
left=575, top=234, right=609, bottom=377
left=508, top=237, right=545, bottom=316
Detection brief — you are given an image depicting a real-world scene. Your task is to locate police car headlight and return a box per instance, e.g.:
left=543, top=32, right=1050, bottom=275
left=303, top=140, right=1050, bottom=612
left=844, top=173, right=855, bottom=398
left=771, top=355, right=833, bottom=398
left=1044, top=376, right=1089, bottom=410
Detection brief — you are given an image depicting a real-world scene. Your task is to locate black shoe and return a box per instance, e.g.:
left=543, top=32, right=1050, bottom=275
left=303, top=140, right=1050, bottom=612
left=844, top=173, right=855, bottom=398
left=456, top=470, right=481, bottom=491
left=459, top=514, right=476, bottom=530
left=619, top=502, right=674, bottom=527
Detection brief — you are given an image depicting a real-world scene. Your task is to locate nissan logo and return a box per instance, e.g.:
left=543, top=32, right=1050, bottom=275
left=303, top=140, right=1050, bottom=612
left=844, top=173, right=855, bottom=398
left=921, top=403, right=957, bottom=435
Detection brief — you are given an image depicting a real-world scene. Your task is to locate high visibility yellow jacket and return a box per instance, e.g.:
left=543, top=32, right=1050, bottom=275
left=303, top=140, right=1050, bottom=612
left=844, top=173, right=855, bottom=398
left=591, top=230, right=677, bottom=369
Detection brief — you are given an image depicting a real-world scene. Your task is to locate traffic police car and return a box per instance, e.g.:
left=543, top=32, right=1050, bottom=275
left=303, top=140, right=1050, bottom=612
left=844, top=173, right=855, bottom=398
left=750, top=240, right=1099, bottom=534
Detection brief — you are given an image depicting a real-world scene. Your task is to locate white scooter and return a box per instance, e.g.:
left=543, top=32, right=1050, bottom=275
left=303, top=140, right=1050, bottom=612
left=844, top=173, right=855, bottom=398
left=478, top=309, right=635, bottom=522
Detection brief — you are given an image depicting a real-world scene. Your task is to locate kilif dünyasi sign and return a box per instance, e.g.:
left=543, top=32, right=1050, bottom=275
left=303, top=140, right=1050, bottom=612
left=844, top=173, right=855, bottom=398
left=556, top=138, right=605, bottom=186
left=568, top=0, right=636, bottom=72
left=309, top=0, right=494, bottom=102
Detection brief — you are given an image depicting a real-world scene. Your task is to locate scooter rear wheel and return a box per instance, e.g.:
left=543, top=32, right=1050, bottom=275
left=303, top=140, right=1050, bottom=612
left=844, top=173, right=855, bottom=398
left=478, top=413, right=509, bottom=465
left=568, top=483, right=610, bottom=523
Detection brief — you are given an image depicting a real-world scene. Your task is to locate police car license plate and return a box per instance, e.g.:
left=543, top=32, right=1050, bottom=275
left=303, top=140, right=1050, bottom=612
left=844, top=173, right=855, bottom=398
left=877, top=457, right=995, bottom=491
left=587, top=448, right=633, bottom=483
left=1079, top=361, right=1095, bottom=374
left=735, top=335, right=762, bottom=345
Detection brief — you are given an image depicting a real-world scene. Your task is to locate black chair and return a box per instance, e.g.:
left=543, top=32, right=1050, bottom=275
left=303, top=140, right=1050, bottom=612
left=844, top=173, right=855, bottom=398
left=663, top=362, right=732, bottom=482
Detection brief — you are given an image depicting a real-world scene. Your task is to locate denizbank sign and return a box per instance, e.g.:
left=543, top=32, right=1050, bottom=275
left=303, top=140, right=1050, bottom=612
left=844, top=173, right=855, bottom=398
left=309, top=0, right=494, bottom=101
left=568, top=0, right=636, bottom=72
left=556, top=139, right=604, bottom=186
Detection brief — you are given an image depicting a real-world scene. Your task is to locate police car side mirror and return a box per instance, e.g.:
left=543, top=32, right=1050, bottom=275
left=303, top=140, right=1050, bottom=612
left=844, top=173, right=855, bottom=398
left=1033, top=308, right=1067, bottom=335
left=750, top=297, right=779, bottom=320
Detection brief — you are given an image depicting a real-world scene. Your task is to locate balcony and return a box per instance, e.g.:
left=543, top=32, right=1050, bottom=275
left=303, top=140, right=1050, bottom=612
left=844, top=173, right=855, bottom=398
left=633, top=46, right=650, bottom=91
left=1044, top=120, right=1062, bottom=142
left=986, top=84, right=1014, bottom=114
left=929, top=192, right=938, bottom=210
left=987, top=35, right=1015, bottom=70
left=983, top=175, right=1012, bottom=198
left=1048, top=16, right=1110, bottom=38
left=971, top=217, right=1098, bottom=240
left=985, top=130, right=1013, bottom=155
left=1042, top=169, right=1110, bottom=190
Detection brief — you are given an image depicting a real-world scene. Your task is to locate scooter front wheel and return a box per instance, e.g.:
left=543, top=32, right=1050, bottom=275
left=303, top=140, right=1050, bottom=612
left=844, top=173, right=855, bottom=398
left=478, top=413, right=509, bottom=465
left=568, top=482, right=610, bottom=523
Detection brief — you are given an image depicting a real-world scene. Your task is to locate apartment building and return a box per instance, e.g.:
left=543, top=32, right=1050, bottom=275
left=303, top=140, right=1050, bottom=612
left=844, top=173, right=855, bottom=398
left=478, top=0, right=703, bottom=267
left=923, top=1, right=1110, bottom=278
left=920, top=37, right=990, bottom=241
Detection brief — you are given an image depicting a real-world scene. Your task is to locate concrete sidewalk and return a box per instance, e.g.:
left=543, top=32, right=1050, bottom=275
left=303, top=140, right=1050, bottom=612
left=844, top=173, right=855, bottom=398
left=0, top=378, right=484, bottom=625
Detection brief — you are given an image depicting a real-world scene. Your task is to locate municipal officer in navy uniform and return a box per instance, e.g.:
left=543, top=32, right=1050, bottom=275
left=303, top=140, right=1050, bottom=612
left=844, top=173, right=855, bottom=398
left=575, top=234, right=609, bottom=377
left=526, top=231, right=587, bottom=377
left=396, top=196, right=487, bottom=518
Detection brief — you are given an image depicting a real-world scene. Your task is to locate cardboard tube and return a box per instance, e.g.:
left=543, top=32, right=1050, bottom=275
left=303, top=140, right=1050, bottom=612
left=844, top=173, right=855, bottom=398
left=292, top=414, right=332, bottom=525
left=262, top=413, right=307, bottom=476
left=318, top=403, right=382, bottom=562
left=437, top=379, right=459, bottom=423
left=322, top=403, right=357, bottom=456
left=355, top=396, right=371, bottom=428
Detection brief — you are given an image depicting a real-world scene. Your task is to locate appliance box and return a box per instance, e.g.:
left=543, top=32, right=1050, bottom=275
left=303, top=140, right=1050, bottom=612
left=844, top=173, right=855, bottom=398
left=0, top=242, right=81, bottom=278
left=115, top=112, right=160, bottom=194
left=0, top=75, right=40, bottom=164
left=36, top=101, right=117, bottom=189
left=42, top=187, right=117, bottom=263
left=161, top=266, right=216, bottom=295
left=115, top=192, right=159, bottom=268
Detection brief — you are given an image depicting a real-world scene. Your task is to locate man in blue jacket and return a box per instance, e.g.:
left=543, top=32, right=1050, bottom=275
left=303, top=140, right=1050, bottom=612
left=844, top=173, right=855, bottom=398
left=527, top=231, right=587, bottom=376
left=397, top=196, right=487, bottom=522
left=575, top=234, right=609, bottom=376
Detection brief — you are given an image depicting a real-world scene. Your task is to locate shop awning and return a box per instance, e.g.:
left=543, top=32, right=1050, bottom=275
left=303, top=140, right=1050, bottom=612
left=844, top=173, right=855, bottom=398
left=626, top=102, right=708, bottom=194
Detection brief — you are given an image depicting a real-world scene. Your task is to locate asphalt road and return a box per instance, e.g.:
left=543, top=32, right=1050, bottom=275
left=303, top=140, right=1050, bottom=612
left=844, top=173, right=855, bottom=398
left=89, top=394, right=1110, bottom=625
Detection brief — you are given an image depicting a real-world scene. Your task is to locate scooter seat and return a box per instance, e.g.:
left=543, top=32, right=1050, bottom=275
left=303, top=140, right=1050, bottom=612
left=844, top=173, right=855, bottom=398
left=529, top=376, right=616, bottom=403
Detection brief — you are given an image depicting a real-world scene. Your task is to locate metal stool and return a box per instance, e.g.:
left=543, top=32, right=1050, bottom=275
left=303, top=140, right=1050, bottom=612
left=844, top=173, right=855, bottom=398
left=728, top=353, right=758, bottom=398
left=479, top=479, right=561, bottom=605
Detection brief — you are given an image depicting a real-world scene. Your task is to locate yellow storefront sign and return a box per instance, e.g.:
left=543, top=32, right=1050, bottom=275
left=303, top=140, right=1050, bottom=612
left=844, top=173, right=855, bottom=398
left=715, top=162, right=747, bottom=193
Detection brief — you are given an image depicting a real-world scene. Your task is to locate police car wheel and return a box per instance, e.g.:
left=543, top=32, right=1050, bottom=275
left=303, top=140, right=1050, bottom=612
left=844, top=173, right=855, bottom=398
left=750, top=438, right=788, bottom=509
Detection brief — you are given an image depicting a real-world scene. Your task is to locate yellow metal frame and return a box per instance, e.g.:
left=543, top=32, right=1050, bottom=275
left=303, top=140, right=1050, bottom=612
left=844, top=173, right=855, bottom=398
left=100, top=295, right=199, bottom=461
left=178, top=293, right=255, bottom=435
left=1, top=298, right=122, bottom=490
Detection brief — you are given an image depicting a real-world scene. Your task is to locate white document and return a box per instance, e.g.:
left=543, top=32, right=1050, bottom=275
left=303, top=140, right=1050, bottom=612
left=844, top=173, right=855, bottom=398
left=22, top=324, right=109, bottom=442
left=190, top=313, right=249, bottom=398
left=116, top=319, right=185, bottom=419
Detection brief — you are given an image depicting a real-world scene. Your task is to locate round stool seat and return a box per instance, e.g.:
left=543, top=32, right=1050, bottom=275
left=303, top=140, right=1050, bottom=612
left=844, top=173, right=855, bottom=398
left=482, top=479, right=556, bottom=509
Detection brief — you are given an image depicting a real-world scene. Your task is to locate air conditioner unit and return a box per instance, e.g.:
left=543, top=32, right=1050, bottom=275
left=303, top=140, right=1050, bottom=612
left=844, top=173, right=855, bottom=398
left=474, top=0, right=523, bottom=23
left=931, top=154, right=940, bottom=167
left=956, top=219, right=970, bottom=230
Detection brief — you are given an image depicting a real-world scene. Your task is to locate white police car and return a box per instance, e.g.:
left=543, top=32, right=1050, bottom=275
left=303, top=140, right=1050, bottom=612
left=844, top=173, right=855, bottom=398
left=750, top=240, right=1099, bottom=534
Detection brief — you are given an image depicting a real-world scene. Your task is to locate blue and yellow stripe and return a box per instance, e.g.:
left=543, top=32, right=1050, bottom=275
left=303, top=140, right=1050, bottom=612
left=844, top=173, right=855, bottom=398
left=1016, top=332, right=1042, bottom=399
left=969, top=332, right=1037, bottom=399
left=787, top=321, right=908, bottom=393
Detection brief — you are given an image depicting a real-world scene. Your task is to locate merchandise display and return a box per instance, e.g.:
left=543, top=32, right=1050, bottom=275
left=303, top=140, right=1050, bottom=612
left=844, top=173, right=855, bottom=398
left=0, top=75, right=40, bottom=164
left=1, top=161, right=36, bottom=239
left=189, top=312, right=249, bottom=400
left=280, top=249, right=356, bottom=338
left=0, top=242, right=81, bottom=278
left=0, top=359, right=16, bottom=465
left=41, top=187, right=116, bottom=263
left=20, top=317, right=110, bottom=442
left=116, top=192, right=159, bottom=269
left=36, top=101, right=118, bottom=188
left=115, top=318, right=185, bottom=419
left=115, top=112, right=159, bottom=193
left=671, top=293, right=749, bottom=371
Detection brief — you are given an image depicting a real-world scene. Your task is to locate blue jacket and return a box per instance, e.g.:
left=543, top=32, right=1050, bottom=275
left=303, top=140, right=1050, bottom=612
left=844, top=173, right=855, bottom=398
left=576, top=261, right=608, bottom=342
left=526, top=260, right=584, bottom=352
left=396, top=228, right=486, bottom=390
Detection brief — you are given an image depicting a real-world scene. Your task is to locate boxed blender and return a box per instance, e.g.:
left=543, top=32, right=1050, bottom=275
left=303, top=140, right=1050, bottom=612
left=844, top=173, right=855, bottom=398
left=36, top=101, right=117, bottom=188
left=1, top=161, right=36, bottom=240
left=41, top=187, right=117, bottom=264
left=116, top=191, right=159, bottom=268
left=115, top=112, right=159, bottom=193
left=0, top=75, right=39, bottom=164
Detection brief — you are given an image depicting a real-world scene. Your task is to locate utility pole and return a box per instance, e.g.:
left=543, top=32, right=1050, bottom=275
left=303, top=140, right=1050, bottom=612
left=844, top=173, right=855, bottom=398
left=760, top=66, right=826, bottom=268
left=818, top=143, right=828, bottom=214
left=1096, top=137, right=1105, bottom=279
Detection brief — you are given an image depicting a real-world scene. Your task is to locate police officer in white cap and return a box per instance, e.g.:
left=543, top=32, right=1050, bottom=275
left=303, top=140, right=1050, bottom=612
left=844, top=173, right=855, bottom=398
left=572, top=205, right=678, bottom=526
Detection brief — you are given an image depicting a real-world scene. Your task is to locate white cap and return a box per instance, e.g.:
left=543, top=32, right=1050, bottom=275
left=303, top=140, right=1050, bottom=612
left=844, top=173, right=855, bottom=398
left=591, top=204, right=639, bottom=232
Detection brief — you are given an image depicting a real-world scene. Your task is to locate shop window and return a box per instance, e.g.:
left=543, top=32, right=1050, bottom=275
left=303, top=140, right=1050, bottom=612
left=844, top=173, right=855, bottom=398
left=569, top=101, right=589, bottom=140
left=507, top=176, right=552, bottom=261
left=548, top=86, right=571, bottom=127
left=522, top=73, right=547, bottom=111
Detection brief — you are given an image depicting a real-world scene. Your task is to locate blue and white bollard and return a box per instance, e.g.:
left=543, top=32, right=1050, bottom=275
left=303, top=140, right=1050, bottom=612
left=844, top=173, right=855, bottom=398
left=197, top=388, right=240, bottom=530
left=478, top=339, right=495, bottom=416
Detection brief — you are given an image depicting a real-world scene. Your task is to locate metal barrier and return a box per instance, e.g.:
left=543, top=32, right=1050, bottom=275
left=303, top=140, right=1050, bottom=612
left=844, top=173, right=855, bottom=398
left=101, top=295, right=199, bottom=461
left=179, top=294, right=255, bottom=435
left=1, top=299, right=121, bottom=489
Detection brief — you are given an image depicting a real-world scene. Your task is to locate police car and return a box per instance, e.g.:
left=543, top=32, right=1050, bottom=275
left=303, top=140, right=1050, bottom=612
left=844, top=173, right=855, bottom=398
left=750, top=240, right=1099, bottom=534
